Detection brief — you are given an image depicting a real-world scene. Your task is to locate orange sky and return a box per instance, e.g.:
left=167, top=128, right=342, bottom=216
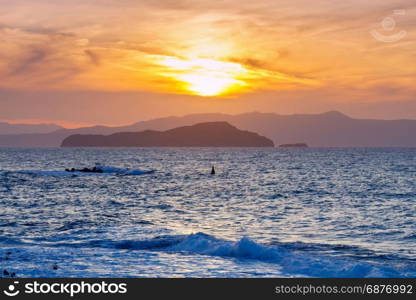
left=0, top=0, right=415, bottom=124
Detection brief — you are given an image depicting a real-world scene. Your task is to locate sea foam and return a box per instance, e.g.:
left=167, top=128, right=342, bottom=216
left=16, top=165, right=155, bottom=176
left=66, top=232, right=412, bottom=278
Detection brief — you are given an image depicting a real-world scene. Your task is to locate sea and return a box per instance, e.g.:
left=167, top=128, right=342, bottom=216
left=0, top=148, right=415, bottom=278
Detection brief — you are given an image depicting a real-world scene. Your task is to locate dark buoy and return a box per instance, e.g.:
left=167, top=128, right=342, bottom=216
left=211, top=166, right=215, bottom=175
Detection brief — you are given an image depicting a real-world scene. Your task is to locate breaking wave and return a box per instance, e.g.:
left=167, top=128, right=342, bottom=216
left=42, top=232, right=416, bottom=278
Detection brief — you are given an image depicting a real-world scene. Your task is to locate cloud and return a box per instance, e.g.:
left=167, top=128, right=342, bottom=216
left=84, top=50, right=100, bottom=66
left=0, top=25, right=93, bottom=88
left=8, top=47, right=50, bottom=76
left=0, top=0, right=414, bottom=98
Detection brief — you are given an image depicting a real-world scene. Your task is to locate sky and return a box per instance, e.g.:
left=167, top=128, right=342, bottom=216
left=0, top=0, right=415, bottom=126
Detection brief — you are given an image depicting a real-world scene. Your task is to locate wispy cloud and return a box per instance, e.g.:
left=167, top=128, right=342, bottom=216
left=0, top=0, right=414, bottom=97
left=84, top=50, right=100, bottom=66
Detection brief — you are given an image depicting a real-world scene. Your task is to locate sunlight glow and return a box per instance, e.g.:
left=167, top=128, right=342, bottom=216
left=157, top=57, right=248, bottom=96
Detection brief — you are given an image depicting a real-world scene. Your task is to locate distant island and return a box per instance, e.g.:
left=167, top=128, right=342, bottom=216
left=61, top=122, right=274, bottom=147
left=279, top=143, right=308, bottom=148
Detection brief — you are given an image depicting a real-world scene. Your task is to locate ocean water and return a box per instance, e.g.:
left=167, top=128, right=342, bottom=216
left=0, top=147, right=415, bottom=278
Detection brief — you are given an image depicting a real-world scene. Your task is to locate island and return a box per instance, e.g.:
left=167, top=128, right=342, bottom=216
left=279, top=143, right=308, bottom=148
left=61, top=122, right=274, bottom=147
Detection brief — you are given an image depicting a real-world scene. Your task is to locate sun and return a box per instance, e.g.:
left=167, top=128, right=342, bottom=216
left=156, top=57, right=248, bottom=96
left=178, top=73, right=241, bottom=96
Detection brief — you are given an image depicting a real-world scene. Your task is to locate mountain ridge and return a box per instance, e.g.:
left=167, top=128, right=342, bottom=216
left=1, top=111, right=416, bottom=147
left=0, top=122, right=63, bottom=135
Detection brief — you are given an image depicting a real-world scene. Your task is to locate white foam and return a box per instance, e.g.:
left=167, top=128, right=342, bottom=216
left=99, top=166, right=155, bottom=175
left=160, top=233, right=405, bottom=277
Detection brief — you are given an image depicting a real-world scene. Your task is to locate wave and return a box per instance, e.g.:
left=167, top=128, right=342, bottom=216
left=15, top=166, right=155, bottom=176
left=98, top=166, right=155, bottom=175
left=38, top=232, right=416, bottom=277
